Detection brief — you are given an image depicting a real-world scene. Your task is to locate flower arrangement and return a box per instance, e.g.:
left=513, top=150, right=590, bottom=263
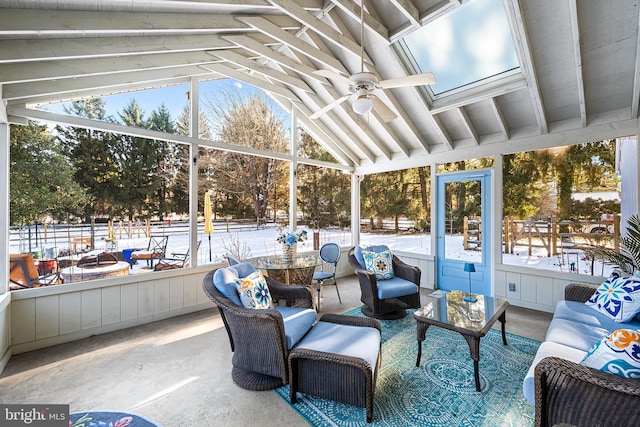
left=276, top=228, right=308, bottom=246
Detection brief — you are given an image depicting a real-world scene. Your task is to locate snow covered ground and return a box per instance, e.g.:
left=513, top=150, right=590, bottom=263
left=12, top=222, right=613, bottom=281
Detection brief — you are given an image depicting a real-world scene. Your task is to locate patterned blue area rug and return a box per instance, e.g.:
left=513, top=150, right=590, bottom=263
left=275, top=307, right=540, bottom=426
left=70, top=411, right=162, bottom=427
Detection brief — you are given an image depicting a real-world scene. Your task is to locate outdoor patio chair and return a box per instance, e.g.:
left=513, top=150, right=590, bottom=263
left=202, top=263, right=316, bottom=390
left=312, top=242, right=342, bottom=310
left=9, top=253, right=61, bottom=290
left=348, top=245, right=421, bottom=319
left=129, top=235, right=169, bottom=269
left=154, top=241, right=201, bottom=271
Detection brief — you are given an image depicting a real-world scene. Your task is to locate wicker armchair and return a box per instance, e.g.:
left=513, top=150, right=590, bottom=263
left=534, top=283, right=640, bottom=427
left=202, top=264, right=315, bottom=391
left=348, top=245, right=421, bottom=319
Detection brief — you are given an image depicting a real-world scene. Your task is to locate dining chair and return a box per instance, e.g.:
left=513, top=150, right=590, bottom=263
left=129, top=235, right=169, bottom=269
left=312, top=242, right=341, bottom=310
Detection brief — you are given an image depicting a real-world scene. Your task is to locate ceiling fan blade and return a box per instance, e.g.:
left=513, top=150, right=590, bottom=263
left=371, top=96, right=398, bottom=122
left=378, top=72, right=437, bottom=89
left=313, top=69, right=354, bottom=87
left=310, top=94, right=351, bottom=119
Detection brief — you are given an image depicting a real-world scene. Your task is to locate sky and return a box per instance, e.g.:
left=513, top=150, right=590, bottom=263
left=402, top=0, right=519, bottom=95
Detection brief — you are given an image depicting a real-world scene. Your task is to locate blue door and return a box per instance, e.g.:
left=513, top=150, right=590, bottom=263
left=436, top=170, right=492, bottom=296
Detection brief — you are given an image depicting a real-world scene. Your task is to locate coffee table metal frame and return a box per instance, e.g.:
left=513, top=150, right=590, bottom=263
left=414, top=290, right=509, bottom=392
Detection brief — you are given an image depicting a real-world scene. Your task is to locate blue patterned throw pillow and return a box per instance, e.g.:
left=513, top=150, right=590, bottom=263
left=585, top=272, right=640, bottom=322
left=580, top=329, right=640, bottom=378
left=235, top=270, right=273, bottom=309
left=362, top=249, right=394, bottom=280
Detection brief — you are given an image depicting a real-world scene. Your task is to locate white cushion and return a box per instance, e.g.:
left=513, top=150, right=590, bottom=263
left=522, top=341, right=586, bottom=404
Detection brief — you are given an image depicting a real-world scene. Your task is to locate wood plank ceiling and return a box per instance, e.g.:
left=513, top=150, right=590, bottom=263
left=1, top=0, right=639, bottom=175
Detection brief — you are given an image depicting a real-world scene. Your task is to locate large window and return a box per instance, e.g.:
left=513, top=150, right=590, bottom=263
left=396, top=0, right=520, bottom=99
left=502, top=140, right=620, bottom=276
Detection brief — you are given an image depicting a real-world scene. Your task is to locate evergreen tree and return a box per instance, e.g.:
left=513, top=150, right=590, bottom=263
left=55, top=98, right=118, bottom=219
left=10, top=121, right=88, bottom=226
left=297, top=132, right=350, bottom=228
left=111, top=99, right=166, bottom=220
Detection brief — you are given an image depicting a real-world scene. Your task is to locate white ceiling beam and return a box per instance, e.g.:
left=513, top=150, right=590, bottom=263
left=457, top=106, right=479, bottom=145
left=209, top=50, right=313, bottom=93
left=0, top=9, right=300, bottom=36
left=387, top=0, right=455, bottom=43
left=14, top=76, right=197, bottom=108
left=327, top=0, right=389, bottom=41
left=389, top=0, right=420, bottom=27
left=568, top=0, right=586, bottom=127
left=2, top=66, right=214, bottom=101
left=506, top=0, right=549, bottom=133
left=7, top=106, right=351, bottom=171
left=0, top=51, right=220, bottom=85
left=0, top=35, right=234, bottom=64
left=430, top=114, right=453, bottom=150
left=489, top=98, right=510, bottom=140
left=222, top=35, right=330, bottom=86
left=430, top=75, right=527, bottom=114
left=236, top=16, right=347, bottom=74
left=199, top=63, right=300, bottom=101
left=266, top=0, right=373, bottom=66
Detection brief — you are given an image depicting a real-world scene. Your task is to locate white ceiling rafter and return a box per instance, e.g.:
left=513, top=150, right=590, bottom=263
left=208, top=50, right=314, bottom=93
left=266, top=0, right=373, bottom=66
left=568, top=0, right=586, bottom=127
left=236, top=16, right=347, bottom=74
left=457, top=106, right=479, bottom=146
left=0, top=9, right=299, bottom=36
left=0, top=35, right=234, bottom=64
left=3, top=66, right=215, bottom=102
left=505, top=0, right=548, bottom=134
left=221, top=35, right=331, bottom=86
left=0, top=51, right=220, bottom=85
left=489, top=97, right=510, bottom=140
left=199, top=63, right=300, bottom=101
left=327, top=0, right=389, bottom=41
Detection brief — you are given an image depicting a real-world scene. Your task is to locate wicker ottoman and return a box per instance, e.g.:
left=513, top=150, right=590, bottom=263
left=288, top=313, right=381, bottom=423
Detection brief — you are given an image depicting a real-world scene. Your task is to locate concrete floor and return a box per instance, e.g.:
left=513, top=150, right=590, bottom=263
left=0, top=275, right=552, bottom=427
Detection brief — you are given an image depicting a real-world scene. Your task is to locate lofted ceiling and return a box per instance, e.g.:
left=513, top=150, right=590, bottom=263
left=1, top=0, right=639, bottom=175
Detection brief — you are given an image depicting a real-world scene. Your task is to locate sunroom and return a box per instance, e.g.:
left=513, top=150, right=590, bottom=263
left=1, top=0, right=640, bottom=424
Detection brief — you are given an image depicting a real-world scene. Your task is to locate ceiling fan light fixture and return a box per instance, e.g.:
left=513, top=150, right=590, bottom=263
left=353, top=90, right=373, bottom=115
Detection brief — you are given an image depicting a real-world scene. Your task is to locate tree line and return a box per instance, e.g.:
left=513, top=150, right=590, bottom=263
left=9, top=91, right=618, bottom=232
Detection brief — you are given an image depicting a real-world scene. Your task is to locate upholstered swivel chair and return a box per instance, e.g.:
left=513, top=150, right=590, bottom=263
left=202, top=262, right=316, bottom=390
left=348, top=245, right=421, bottom=319
left=312, top=242, right=341, bottom=310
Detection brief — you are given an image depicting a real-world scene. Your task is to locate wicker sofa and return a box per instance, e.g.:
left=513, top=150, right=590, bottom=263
left=523, top=283, right=640, bottom=427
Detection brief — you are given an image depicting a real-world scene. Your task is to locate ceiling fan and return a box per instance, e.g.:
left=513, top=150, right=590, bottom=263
left=310, top=0, right=436, bottom=122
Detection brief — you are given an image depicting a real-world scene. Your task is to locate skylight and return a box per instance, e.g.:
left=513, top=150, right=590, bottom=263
left=397, top=0, right=520, bottom=98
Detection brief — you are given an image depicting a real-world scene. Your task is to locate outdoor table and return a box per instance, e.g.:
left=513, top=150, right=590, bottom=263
left=247, top=253, right=322, bottom=285
left=414, top=289, right=509, bottom=392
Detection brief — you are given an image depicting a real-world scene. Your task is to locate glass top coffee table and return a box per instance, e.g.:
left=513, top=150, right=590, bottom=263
left=414, top=289, right=509, bottom=392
